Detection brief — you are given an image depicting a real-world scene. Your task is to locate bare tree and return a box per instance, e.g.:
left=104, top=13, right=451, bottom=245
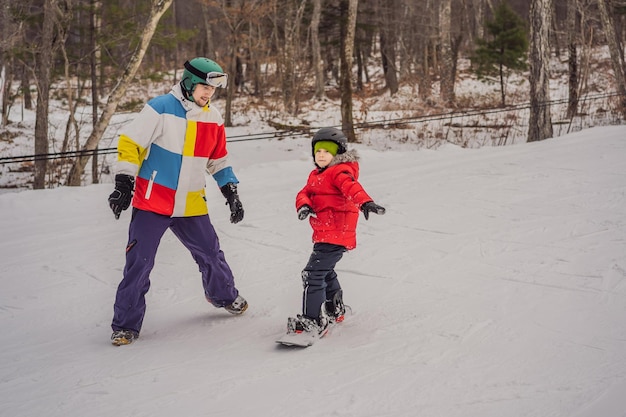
left=90, top=0, right=102, bottom=183
left=440, top=0, right=455, bottom=104
left=209, top=0, right=269, bottom=124
left=34, top=0, right=70, bottom=189
left=379, top=0, right=399, bottom=95
left=311, top=0, right=325, bottom=99
left=473, top=0, right=486, bottom=40
left=566, top=0, right=579, bottom=118
left=528, top=0, right=553, bottom=142
left=66, top=0, right=174, bottom=186
left=597, top=0, right=626, bottom=118
left=201, top=2, right=216, bottom=59
left=340, top=0, right=358, bottom=142
left=279, top=0, right=307, bottom=115
left=416, top=0, right=435, bottom=101
left=0, top=0, right=18, bottom=127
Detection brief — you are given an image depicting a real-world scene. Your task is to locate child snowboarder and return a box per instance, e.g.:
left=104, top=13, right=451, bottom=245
left=288, top=127, right=385, bottom=337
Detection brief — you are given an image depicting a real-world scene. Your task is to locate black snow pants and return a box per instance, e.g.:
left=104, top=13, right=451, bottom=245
left=301, top=242, right=346, bottom=319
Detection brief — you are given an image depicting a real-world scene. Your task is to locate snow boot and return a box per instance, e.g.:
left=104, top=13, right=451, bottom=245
left=224, top=294, right=248, bottom=315
left=325, top=290, right=346, bottom=323
left=111, top=329, right=138, bottom=346
left=287, top=306, right=330, bottom=337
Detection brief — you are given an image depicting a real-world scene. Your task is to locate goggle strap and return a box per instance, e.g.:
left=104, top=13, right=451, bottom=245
left=184, top=60, right=209, bottom=80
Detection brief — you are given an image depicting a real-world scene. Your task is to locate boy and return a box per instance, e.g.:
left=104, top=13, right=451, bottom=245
left=290, top=127, right=385, bottom=336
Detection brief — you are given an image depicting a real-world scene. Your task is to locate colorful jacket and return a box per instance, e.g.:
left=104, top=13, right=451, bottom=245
left=115, top=84, right=238, bottom=217
left=295, top=150, right=373, bottom=250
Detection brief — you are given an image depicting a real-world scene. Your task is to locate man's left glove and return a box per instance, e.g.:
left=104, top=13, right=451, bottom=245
left=220, top=182, right=244, bottom=224
left=108, top=174, right=134, bottom=219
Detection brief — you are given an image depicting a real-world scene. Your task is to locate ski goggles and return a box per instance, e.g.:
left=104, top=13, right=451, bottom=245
left=184, top=60, right=228, bottom=88
left=205, top=72, right=228, bottom=88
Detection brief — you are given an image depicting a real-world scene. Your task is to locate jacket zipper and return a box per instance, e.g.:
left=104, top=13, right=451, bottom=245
left=145, top=170, right=157, bottom=199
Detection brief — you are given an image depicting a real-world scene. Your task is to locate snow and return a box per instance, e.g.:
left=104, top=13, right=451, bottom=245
left=1, top=122, right=626, bottom=417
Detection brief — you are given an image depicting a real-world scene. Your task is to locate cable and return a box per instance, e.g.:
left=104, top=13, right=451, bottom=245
left=2, top=91, right=624, bottom=165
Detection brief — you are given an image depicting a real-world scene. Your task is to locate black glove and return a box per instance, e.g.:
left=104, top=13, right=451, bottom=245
left=360, top=201, right=386, bottom=220
left=297, top=205, right=314, bottom=220
left=220, top=182, right=244, bottom=224
left=108, top=174, right=134, bottom=219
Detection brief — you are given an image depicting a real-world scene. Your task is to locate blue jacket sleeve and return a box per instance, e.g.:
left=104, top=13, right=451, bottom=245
left=212, top=166, right=239, bottom=188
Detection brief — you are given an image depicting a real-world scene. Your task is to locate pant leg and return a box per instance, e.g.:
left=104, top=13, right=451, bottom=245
left=302, top=243, right=346, bottom=319
left=169, top=214, right=239, bottom=307
left=112, top=209, right=171, bottom=334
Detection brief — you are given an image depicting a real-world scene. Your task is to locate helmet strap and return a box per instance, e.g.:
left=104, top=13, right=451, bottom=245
left=180, top=79, right=193, bottom=100
left=181, top=61, right=207, bottom=100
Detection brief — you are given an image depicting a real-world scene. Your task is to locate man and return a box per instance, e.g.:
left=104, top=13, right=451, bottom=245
left=108, top=57, right=247, bottom=346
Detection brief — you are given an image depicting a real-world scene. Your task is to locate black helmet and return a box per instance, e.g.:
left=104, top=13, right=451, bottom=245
left=311, top=127, right=348, bottom=157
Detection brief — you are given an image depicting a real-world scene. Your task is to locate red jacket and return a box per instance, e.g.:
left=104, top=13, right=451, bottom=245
left=296, top=150, right=373, bottom=250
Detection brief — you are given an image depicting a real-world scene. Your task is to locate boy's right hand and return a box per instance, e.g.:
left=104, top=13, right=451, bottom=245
left=297, top=205, right=314, bottom=220
left=360, top=201, right=386, bottom=220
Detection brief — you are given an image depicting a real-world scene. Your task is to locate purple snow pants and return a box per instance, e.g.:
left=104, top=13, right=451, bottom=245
left=111, top=209, right=239, bottom=334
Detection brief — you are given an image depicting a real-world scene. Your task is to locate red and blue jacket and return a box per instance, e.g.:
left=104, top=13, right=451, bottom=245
left=115, top=84, right=238, bottom=217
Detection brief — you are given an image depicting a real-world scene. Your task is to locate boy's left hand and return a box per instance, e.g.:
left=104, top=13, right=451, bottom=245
left=360, top=201, right=386, bottom=220
left=297, top=205, right=314, bottom=220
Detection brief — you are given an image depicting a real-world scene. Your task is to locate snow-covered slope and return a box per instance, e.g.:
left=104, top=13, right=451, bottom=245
left=1, top=125, right=625, bottom=417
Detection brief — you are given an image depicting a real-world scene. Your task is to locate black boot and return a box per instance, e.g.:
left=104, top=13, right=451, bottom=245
left=325, top=290, right=346, bottom=322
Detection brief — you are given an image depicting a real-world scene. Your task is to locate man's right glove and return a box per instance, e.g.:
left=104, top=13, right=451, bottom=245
left=108, top=174, right=134, bottom=219
left=360, top=201, right=386, bottom=220
left=109, top=174, right=135, bottom=219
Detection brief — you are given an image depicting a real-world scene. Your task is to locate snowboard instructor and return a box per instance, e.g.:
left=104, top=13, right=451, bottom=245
left=107, top=57, right=248, bottom=346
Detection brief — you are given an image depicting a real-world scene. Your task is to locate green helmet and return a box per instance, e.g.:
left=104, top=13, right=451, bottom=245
left=181, top=57, right=228, bottom=96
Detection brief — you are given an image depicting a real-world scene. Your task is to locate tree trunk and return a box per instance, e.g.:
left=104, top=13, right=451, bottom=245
left=439, top=0, right=455, bottom=105
left=1, top=57, right=12, bottom=127
left=90, top=0, right=102, bottom=183
left=355, top=44, right=364, bottom=91
left=417, top=1, right=434, bottom=101
left=340, top=0, right=358, bottom=142
left=311, top=0, right=325, bottom=99
left=60, top=43, right=79, bottom=156
left=499, top=61, right=506, bottom=106
left=474, top=0, right=485, bottom=40
left=380, top=0, right=399, bottom=95
left=597, top=0, right=626, bottom=118
left=281, top=1, right=297, bottom=115
left=528, top=0, right=553, bottom=142
left=566, top=0, right=579, bottom=119
left=33, top=0, right=58, bottom=189
left=225, top=46, right=236, bottom=126
left=278, top=0, right=306, bottom=116
left=22, top=63, right=32, bottom=110
left=1, top=0, right=13, bottom=127
left=201, top=2, right=216, bottom=60
left=66, top=0, right=174, bottom=186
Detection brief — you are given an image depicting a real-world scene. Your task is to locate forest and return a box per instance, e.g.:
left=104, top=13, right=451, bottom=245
left=1, top=0, right=625, bottom=188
